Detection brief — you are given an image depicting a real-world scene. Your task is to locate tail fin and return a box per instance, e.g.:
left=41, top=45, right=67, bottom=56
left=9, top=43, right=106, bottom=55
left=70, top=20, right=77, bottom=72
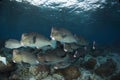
left=0, top=56, right=7, bottom=65
left=5, top=39, right=22, bottom=49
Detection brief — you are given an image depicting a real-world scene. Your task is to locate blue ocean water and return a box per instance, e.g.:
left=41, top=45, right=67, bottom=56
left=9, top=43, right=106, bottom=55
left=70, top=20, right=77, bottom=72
left=0, top=0, right=120, bottom=45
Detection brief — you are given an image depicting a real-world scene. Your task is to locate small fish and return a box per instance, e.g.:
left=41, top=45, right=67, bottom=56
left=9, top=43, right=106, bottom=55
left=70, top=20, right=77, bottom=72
left=0, top=56, right=7, bottom=65
left=50, top=27, right=77, bottom=43
left=12, top=49, right=39, bottom=65
left=21, top=32, right=56, bottom=49
left=5, top=39, right=22, bottom=49
left=20, top=33, right=37, bottom=47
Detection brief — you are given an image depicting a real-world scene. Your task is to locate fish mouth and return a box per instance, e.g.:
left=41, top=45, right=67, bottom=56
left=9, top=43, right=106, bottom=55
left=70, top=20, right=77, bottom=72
left=50, top=36, right=55, bottom=40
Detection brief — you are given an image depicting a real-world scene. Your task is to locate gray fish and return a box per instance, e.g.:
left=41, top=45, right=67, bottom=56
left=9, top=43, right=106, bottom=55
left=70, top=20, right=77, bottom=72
left=5, top=39, right=22, bottom=49
left=50, top=27, right=77, bottom=43
left=20, top=33, right=38, bottom=48
left=63, top=43, right=80, bottom=52
left=12, top=49, right=39, bottom=65
left=53, top=61, right=71, bottom=69
left=37, top=49, right=69, bottom=65
left=21, top=32, right=56, bottom=49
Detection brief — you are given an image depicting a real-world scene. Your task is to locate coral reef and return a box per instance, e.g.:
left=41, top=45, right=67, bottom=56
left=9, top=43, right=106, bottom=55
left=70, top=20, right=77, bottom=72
left=95, top=58, right=117, bottom=77
left=89, top=48, right=105, bottom=57
left=84, top=58, right=97, bottom=70
left=10, top=64, right=50, bottom=80
left=110, top=72, right=120, bottom=80
left=0, top=61, right=16, bottom=73
left=76, top=68, right=104, bottom=80
left=42, top=74, right=65, bottom=80
left=55, top=66, right=81, bottom=80
left=29, top=65, right=50, bottom=80
left=0, top=45, right=120, bottom=80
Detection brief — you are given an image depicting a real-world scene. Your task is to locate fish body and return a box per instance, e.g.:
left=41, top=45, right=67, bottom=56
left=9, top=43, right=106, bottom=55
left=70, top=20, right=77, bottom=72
left=5, top=39, right=22, bottom=49
left=35, top=34, right=53, bottom=49
left=38, top=49, right=69, bottom=65
left=12, top=49, right=39, bottom=65
left=53, top=61, right=70, bottom=69
left=20, top=33, right=37, bottom=47
left=63, top=43, right=80, bottom=52
left=50, top=27, right=77, bottom=43
left=21, top=33, right=56, bottom=49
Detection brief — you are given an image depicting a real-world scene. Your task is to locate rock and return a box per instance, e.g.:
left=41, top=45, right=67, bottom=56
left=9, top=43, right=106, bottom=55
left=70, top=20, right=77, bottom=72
left=0, top=48, right=13, bottom=60
left=0, top=61, right=16, bottom=74
left=55, top=66, right=80, bottom=80
left=29, top=65, right=50, bottom=80
left=29, top=64, right=50, bottom=75
left=0, top=74, right=8, bottom=80
left=10, top=67, right=32, bottom=80
left=64, top=66, right=80, bottom=80
left=52, top=74, right=65, bottom=80
left=10, top=74, right=20, bottom=80
left=77, top=68, right=104, bottom=80
left=95, top=58, right=117, bottom=77
left=84, top=58, right=97, bottom=70
left=41, top=74, right=65, bottom=80
left=89, top=48, right=105, bottom=57
left=110, top=72, right=120, bottom=80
